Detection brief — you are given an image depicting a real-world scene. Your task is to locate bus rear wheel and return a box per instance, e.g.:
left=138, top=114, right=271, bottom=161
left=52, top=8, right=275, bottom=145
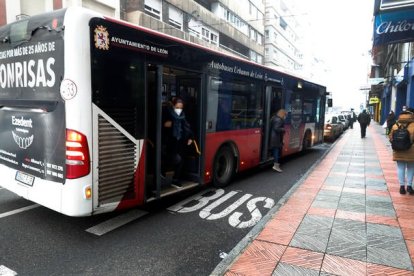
left=213, top=146, right=235, bottom=188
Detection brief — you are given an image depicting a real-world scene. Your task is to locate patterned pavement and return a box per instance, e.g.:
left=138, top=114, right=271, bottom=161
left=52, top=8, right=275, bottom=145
left=214, top=123, right=414, bottom=276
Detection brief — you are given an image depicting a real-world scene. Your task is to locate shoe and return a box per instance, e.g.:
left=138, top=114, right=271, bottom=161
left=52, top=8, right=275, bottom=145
left=400, top=186, right=406, bottom=194
left=171, top=179, right=182, bottom=188
left=407, top=186, right=414, bottom=195
left=272, top=163, right=283, bottom=173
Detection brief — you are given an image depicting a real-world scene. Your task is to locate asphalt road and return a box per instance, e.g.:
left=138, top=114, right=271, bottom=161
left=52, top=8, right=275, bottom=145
left=0, top=143, right=330, bottom=276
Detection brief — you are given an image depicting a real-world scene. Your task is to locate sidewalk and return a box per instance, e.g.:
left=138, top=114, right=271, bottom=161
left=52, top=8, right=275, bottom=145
left=212, top=123, right=414, bottom=276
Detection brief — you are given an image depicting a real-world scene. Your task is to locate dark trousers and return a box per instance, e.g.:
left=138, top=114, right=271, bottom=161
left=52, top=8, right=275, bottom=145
left=360, top=124, right=368, bottom=138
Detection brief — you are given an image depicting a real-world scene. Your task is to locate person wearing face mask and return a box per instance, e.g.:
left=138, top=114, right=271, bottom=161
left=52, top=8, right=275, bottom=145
left=162, top=97, right=194, bottom=188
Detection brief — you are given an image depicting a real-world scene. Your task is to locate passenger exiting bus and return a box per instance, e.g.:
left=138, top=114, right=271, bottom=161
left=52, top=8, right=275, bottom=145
left=270, top=109, right=287, bottom=173
left=162, top=97, right=194, bottom=188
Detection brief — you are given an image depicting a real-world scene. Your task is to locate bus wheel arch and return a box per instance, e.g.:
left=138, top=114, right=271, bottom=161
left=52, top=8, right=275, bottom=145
left=212, top=142, right=238, bottom=188
left=302, top=129, right=312, bottom=151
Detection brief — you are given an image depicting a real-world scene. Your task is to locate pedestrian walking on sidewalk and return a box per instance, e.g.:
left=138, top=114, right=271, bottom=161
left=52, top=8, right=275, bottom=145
left=389, top=110, right=414, bottom=195
left=357, top=109, right=371, bottom=138
left=386, top=110, right=396, bottom=135
left=269, top=109, right=287, bottom=172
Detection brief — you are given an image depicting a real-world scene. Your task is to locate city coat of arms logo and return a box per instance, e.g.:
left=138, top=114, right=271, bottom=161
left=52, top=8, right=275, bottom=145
left=94, top=25, right=110, bottom=50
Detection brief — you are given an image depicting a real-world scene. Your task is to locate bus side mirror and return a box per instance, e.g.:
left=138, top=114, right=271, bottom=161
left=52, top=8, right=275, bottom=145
left=327, top=99, right=333, bottom=108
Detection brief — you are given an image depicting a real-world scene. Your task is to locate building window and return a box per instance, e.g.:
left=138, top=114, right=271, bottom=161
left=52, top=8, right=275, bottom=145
left=211, top=33, right=219, bottom=45
left=280, top=18, right=287, bottom=30
left=144, top=0, right=162, bottom=20
left=265, top=30, right=269, bottom=39
left=168, top=5, right=183, bottom=30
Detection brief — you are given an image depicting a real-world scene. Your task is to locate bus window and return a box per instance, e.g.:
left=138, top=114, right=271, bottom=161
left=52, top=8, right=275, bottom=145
left=208, top=78, right=262, bottom=131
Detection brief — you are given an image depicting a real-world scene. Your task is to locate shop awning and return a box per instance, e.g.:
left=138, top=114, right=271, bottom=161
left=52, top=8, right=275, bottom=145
left=373, top=7, right=414, bottom=45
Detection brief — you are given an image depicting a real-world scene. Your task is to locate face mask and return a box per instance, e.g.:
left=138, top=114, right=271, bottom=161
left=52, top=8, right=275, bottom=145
left=174, top=108, right=183, bottom=116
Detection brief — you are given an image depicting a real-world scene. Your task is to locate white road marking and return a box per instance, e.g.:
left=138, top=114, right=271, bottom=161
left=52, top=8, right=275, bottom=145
left=86, top=209, right=148, bottom=236
left=167, top=188, right=223, bottom=213
left=0, top=265, right=17, bottom=275
left=0, top=204, right=39, bottom=219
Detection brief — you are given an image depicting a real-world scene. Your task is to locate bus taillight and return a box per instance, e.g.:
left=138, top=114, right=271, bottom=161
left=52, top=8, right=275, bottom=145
left=66, top=129, right=90, bottom=179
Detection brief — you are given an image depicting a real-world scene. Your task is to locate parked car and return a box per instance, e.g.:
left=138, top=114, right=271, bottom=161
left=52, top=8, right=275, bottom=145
left=337, top=114, right=350, bottom=130
left=324, top=114, right=344, bottom=141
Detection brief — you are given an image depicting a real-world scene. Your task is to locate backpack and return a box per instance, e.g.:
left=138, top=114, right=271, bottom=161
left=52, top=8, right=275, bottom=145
left=391, top=122, right=412, bottom=151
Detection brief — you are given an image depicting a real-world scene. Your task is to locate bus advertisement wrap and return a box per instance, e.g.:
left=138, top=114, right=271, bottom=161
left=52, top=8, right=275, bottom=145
left=0, top=36, right=66, bottom=184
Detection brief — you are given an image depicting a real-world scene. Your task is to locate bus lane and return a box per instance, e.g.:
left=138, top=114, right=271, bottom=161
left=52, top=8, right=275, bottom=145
left=0, top=144, right=328, bottom=275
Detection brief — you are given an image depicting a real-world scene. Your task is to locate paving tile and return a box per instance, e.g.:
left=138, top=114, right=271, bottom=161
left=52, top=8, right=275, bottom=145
left=367, top=223, right=402, bottom=238
left=366, top=189, right=390, bottom=197
left=256, top=228, right=294, bottom=246
left=366, top=206, right=397, bottom=218
left=342, top=187, right=365, bottom=194
left=366, top=214, right=399, bottom=227
left=317, top=189, right=343, bottom=197
left=311, top=200, right=339, bottom=210
left=307, top=207, right=336, bottom=218
left=327, top=230, right=367, bottom=261
left=298, top=215, right=334, bottom=230
left=321, top=254, right=367, bottom=276
left=265, top=218, right=301, bottom=233
left=332, top=218, right=366, bottom=233
left=324, top=176, right=346, bottom=186
left=367, top=246, right=413, bottom=270
left=402, top=228, right=414, bottom=241
left=335, top=210, right=365, bottom=222
left=367, top=234, right=408, bottom=252
left=337, top=202, right=366, bottom=213
left=406, top=240, right=414, bottom=263
left=272, top=262, right=319, bottom=276
left=367, top=194, right=392, bottom=203
left=290, top=230, right=330, bottom=253
left=321, top=185, right=343, bottom=192
left=227, top=240, right=286, bottom=276
left=367, top=263, right=414, bottom=276
left=279, top=247, right=324, bottom=270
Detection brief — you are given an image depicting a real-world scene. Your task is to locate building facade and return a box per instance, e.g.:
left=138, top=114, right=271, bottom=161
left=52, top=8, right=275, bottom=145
left=0, top=0, right=324, bottom=78
left=371, top=0, right=414, bottom=123
left=263, top=0, right=303, bottom=74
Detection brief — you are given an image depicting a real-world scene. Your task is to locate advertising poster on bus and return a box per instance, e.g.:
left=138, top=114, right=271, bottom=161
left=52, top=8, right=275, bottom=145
left=0, top=32, right=66, bottom=184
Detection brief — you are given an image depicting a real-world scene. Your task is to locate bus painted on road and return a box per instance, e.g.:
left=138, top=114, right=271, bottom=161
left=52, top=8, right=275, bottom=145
left=0, top=8, right=326, bottom=216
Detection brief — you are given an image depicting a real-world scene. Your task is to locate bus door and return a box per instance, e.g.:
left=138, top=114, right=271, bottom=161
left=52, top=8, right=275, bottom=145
left=261, top=84, right=283, bottom=162
left=146, top=65, right=202, bottom=200
left=176, top=76, right=203, bottom=184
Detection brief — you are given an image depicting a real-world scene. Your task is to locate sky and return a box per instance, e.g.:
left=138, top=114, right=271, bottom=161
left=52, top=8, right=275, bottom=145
left=297, top=0, right=375, bottom=111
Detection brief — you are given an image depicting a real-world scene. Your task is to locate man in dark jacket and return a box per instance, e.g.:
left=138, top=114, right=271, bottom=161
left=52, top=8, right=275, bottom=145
left=357, top=109, right=371, bottom=138
left=269, top=109, right=287, bottom=172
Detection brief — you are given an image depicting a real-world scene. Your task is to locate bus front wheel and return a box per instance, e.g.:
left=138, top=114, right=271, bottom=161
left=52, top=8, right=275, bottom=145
left=213, top=146, right=235, bottom=188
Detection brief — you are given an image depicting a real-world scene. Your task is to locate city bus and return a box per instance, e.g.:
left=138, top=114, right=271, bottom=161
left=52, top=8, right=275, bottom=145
left=0, top=8, right=326, bottom=216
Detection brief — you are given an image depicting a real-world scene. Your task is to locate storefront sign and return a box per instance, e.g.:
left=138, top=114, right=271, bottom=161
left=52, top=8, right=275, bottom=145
left=374, top=7, right=414, bottom=45
left=369, top=97, right=380, bottom=104
left=380, top=0, right=414, bottom=10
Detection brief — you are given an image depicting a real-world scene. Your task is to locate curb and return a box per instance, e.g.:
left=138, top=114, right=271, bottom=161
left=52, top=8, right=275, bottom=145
left=209, top=135, right=342, bottom=276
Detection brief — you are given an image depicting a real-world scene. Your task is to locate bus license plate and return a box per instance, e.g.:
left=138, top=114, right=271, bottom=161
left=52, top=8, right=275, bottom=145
left=15, top=171, right=35, bottom=186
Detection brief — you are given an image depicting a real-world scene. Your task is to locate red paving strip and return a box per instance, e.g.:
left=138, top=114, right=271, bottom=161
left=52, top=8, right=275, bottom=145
left=343, top=187, right=365, bottom=194
left=406, top=240, right=414, bottom=266
left=401, top=228, right=414, bottom=241
left=335, top=209, right=365, bottom=222
left=367, top=263, right=414, bottom=275
left=321, top=254, right=367, bottom=276
left=321, top=185, right=343, bottom=192
left=366, top=214, right=399, bottom=227
left=366, top=189, right=390, bottom=197
left=226, top=240, right=285, bottom=276
left=279, top=247, right=324, bottom=271
left=307, top=207, right=336, bottom=218
left=256, top=228, right=294, bottom=246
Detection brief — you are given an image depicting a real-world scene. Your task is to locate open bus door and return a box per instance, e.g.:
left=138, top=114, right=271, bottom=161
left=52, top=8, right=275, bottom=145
left=146, top=65, right=202, bottom=200
left=261, top=84, right=283, bottom=162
